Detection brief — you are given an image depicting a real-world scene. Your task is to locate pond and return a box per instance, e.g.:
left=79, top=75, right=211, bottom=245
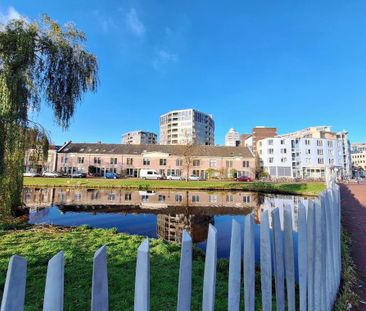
left=23, top=187, right=312, bottom=259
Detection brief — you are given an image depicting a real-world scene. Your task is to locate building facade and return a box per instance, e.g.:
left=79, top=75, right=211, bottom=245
left=56, top=142, right=255, bottom=179
left=121, top=130, right=157, bottom=145
left=352, top=151, right=366, bottom=170
left=258, top=135, right=346, bottom=179
left=352, top=143, right=366, bottom=153
left=159, top=109, right=215, bottom=145
left=224, top=128, right=240, bottom=146
left=252, top=126, right=277, bottom=155
left=24, top=145, right=60, bottom=173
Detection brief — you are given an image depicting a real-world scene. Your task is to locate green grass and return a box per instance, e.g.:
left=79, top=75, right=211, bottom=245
left=334, top=229, right=360, bottom=310
left=23, top=177, right=325, bottom=196
left=0, top=225, right=275, bottom=310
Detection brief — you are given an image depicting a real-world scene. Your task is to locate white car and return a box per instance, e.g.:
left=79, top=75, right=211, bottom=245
left=42, top=171, right=61, bottom=177
left=188, top=175, right=200, bottom=181
left=140, top=169, right=163, bottom=180
left=23, top=172, right=40, bottom=177
left=166, top=175, right=182, bottom=180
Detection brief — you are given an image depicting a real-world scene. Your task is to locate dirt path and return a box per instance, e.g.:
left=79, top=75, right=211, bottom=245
left=340, top=183, right=366, bottom=310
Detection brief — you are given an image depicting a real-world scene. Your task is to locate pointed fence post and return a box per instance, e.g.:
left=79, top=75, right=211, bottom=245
left=313, top=199, right=324, bottom=311
left=134, top=239, right=150, bottom=311
left=272, top=208, right=285, bottom=311
left=307, top=201, right=315, bottom=311
left=284, top=207, right=295, bottom=311
left=0, top=255, right=27, bottom=311
left=43, top=251, right=64, bottom=311
left=244, top=214, right=255, bottom=311
left=298, top=202, right=307, bottom=311
left=228, top=220, right=241, bottom=311
left=260, top=210, right=272, bottom=311
left=202, top=224, right=217, bottom=311
left=91, top=245, right=108, bottom=311
left=177, top=231, right=192, bottom=311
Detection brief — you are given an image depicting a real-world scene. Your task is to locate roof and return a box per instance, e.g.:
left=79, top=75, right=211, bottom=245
left=59, top=142, right=254, bottom=158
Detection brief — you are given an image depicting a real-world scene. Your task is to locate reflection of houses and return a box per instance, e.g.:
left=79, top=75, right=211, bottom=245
left=157, top=214, right=212, bottom=243
left=259, top=194, right=312, bottom=231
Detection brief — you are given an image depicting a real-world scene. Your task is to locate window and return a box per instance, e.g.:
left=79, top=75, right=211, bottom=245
left=268, top=148, right=274, bottom=154
left=127, top=158, right=133, bottom=165
left=209, top=195, right=217, bottom=203
left=159, top=159, right=167, bottom=166
left=317, top=149, right=323, bottom=156
left=175, top=194, right=183, bottom=202
left=268, top=139, right=273, bottom=145
left=192, top=195, right=200, bottom=202
left=243, top=196, right=251, bottom=203
left=281, top=157, right=287, bottom=163
left=176, top=159, right=183, bottom=166
left=94, top=157, right=101, bottom=164
left=280, top=148, right=287, bottom=154
left=329, top=158, right=334, bottom=165
left=226, top=194, right=233, bottom=202
left=318, top=158, right=324, bottom=164
left=125, top=193, right=132, bottom=201
left=158, top=195, right=166, bottom=202
left=305, top=139, right=310, bottom=145
left=192, top=170, right=200, bottom=176
left=77, top=157, right=84, bottom=164
left=193, top=160, right=200, bottom=166
left=108, top=193, right=116, bottom=201
left=243, top=161, right=249, bottom=168
left=209, top=159, right=217, bottom=168
left=226, top=160, right=233, bottom=168
left=269, top=157, right=274, bottom=164
left=317, top=140, right=323, bottom=146
left=306, top=149, right=311, bottom=155
left=328, top=141, right=333, bottom=148
left=143, top=158, right=150, bottom=165
left=110, top=158, right=117, bottom=164
left=280, top=139, right=285, bottom=145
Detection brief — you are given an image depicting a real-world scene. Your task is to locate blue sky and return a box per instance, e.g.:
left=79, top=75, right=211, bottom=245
left=1, top=1, right=366, bottom=145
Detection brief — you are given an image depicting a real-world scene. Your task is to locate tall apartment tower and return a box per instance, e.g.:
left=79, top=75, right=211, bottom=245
left=160, top=109, right=215, bottom=145
left=252, top=126, right=277, bottom=155
left=121, top=130, right=157, bottom=145
left=225, top=128, right=240, bottom=146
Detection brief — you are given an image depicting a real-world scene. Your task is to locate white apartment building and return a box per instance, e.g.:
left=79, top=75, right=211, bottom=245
left=258, top=136, right=344, bottom=179
left=160, top=109, right=215, bottom=145
left=121, top=130, right=157, bottom=145
left=352, top=143, right=366, bottom=153
left=225, top=128, right=240, bottom=146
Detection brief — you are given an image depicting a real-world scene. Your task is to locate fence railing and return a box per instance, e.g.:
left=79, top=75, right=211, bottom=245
left=1, top=182, right=341, bottom=311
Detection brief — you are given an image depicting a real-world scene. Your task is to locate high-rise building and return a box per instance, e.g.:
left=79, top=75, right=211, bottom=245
left=159, top=109, right=215, bottom=145
left=225, top=128, right=240, bottom=146
left=121, top=130, right=157, bottom=145
left=352, top=142, right=366, bottom=153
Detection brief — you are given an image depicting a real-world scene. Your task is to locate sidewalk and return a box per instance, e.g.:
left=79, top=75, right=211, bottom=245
left=340, top=183, right=366, bottom=310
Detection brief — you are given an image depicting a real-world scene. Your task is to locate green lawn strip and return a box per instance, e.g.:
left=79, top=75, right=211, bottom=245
left=23, top=177, right=325, bottom=196
left=334, top=228, right=360, bottom=310
left=0, top=225, right=272, bottom=310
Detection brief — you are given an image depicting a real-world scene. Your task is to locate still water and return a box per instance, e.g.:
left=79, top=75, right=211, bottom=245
left=23, top=187, right=311, bottom=258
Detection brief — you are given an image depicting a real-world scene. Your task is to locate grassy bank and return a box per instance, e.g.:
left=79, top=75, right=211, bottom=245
left=0, top=225, right=269, bottom=310
left=334, top=229, right=360, bottom=310
left=23, top=177, right=325, bottom=196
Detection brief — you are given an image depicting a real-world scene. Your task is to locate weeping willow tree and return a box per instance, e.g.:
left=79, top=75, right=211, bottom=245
left=0, top=16, right=98, bottom=217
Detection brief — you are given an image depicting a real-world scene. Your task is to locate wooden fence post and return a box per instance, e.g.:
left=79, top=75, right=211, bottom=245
left=244, top=214, right=255, bottom=311
left=202, top=224, right=217, bottom=311
left=260, top=210, right=272, bottom=311
left=43, top=251, right=64, bottom=311
left=0, top=255, right=27, bottom=311
left=134, top=239, right=150, bottom=311
left=177, top=231, right=192, bottom=311
left=91, top=245, right=108, bottom=311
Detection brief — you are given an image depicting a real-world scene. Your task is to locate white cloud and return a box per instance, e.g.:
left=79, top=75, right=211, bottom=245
left=153, top=49, right=178, bottom=71
left=0, top=6, right=26, bottom=24
left=125, top=8, right=145, bottom=38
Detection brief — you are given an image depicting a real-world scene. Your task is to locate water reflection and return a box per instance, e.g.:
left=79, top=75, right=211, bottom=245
left=23, top=187, right=312, bottom=258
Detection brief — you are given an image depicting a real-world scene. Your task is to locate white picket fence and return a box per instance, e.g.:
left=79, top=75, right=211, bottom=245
left=1, top=182, right=341, bottom=311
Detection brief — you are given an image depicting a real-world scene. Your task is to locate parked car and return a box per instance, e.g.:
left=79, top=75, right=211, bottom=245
left=188, top=175, right=200, bottom=181
left=105, top=172, right=119, bottom=179
left=140, top=169, right=163, bottom=180
left=42, top=171, right=61, bottom=177
left=236, top=176, right=252, bottom=182
left=166, top=175, right=182, bottom=180
left=69, top=171, right=86, bottom=178
left=23, top=172, right=40, bottom=177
